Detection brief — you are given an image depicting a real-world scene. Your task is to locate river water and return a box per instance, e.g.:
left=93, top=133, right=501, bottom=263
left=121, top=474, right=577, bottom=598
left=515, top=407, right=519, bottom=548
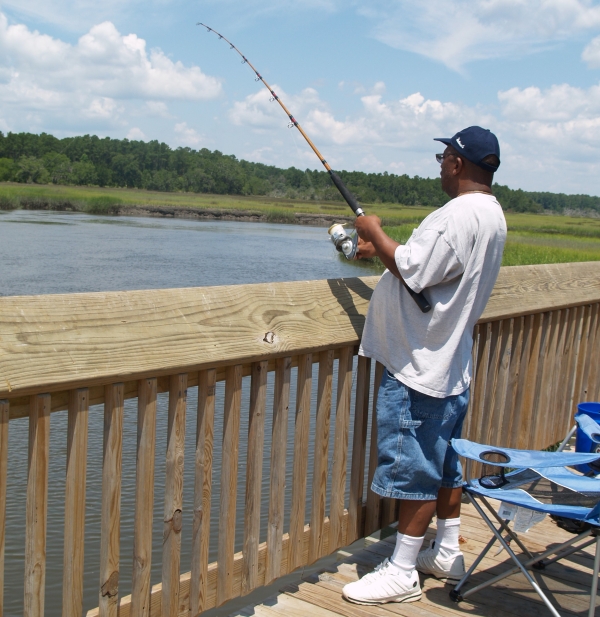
left=0, top=210, right=375, bottom=615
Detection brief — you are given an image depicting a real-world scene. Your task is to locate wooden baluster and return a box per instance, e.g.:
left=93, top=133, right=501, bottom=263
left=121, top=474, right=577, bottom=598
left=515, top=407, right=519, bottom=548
left=364, top=362, right=384, bottom=536
left=63, top=389, right=89, bottom=617
left=242, top=361, right=268, bottom=594
left=24, top=393, right=50, bottom=617
left=580, top=303, right=599, bottom=403
left=308, top=350, right=333, bottom=564
left=530, top=312, right=553, bottom=450
left=470, top=322, right=492, bottom=448
left=265, top=357, right=291, bottom=585
left=329, top=346, right=353, bottom=550
left=516, top=313, right=543, bottom=451
left=217, top=365, right=242, bottom=605
left=462, top=324, right=480, bottom=443
left=586, top=304, right=600, bottom=401
left=572, top=306, right=591, bottom=416
left=548, top=310, right=569, bottom=446
left=491, top=319, right=513, bottom=447
left=505, top=316, right=525, bottom=448
left=562, top=307, right=583, bottom=420
left=512, top=314, right=535, bottom=450
left=348, top=356, right=371, bottom=544
left=288, top=353, right=313, bottom=573
left=190, top=369, right=216, bottom=616
left=99, top=384, right=124, bottom=617
left=0, top=400, right=8, bottom=617
left=162, top=374, right=187, bottom=617
left=131, top=378, right=157, bottom=617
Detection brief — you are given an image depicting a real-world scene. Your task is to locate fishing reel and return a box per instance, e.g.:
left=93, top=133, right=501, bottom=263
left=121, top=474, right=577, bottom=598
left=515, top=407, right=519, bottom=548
left=328, top=223, right=359, bottom=260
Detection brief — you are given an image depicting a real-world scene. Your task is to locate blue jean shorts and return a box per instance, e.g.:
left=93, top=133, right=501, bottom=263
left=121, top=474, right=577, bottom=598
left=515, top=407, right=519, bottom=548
left=371, top=369, right=469, bottom=501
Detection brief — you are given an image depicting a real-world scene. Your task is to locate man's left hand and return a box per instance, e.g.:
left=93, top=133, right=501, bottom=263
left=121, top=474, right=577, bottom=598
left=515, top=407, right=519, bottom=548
left=354, top=215, right=382, bottom=243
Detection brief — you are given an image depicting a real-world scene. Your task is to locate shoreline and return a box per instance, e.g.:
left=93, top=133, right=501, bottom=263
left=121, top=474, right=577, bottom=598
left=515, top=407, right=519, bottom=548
left=4, top=202, right=355, bottom=227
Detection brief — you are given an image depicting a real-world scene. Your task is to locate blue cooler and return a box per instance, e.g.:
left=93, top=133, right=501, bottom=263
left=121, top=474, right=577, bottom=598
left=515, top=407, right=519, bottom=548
left=575, top=402, right=600, bottom=473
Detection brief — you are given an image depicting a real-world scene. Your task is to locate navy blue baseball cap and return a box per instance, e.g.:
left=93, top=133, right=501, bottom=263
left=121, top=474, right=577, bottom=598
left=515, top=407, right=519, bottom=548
left=434, top=126, right=500, bottom=172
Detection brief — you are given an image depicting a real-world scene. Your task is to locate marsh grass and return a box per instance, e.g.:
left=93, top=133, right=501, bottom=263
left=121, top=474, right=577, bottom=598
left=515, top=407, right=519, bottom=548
left=3, top=182, right=600, bottom=267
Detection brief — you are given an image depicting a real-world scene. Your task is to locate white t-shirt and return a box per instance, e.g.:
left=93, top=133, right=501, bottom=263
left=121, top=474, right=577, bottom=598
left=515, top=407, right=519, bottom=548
left=359, top=193, right=507, bottom=398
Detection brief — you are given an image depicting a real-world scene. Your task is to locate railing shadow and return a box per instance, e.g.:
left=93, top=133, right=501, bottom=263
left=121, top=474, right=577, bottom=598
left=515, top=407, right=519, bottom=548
left=326, top=277, right=375, bottom=339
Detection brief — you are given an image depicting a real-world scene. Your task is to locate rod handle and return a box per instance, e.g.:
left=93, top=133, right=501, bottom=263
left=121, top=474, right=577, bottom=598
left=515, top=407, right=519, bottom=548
left=328, top=171, right=364, bottom=217
left=405, top=285, right=431, bottom=313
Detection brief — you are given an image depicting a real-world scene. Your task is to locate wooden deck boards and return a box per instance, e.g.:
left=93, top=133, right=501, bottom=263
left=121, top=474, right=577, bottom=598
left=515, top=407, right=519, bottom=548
left=230, top=501, right=599, bottom=617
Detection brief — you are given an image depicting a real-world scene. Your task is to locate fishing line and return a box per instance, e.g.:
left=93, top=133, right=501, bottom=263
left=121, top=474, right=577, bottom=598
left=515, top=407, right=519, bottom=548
left=197, top=23, right=431, bottom=313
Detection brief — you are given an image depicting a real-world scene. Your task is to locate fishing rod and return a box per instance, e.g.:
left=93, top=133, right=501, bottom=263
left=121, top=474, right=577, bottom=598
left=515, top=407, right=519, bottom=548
left=197, top=23, right=431, bottom=313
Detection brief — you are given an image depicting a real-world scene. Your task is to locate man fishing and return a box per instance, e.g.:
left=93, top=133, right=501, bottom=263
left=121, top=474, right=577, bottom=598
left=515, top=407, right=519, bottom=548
left=342, top=126, right=507, bottom=605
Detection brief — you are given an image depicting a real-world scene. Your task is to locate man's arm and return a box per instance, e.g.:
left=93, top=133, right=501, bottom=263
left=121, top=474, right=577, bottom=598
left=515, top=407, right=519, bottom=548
left=354, top=215, right=403, bottom=280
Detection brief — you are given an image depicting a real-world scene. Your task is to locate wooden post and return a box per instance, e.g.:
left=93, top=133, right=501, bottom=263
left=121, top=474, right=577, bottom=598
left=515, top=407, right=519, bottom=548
left=348, top=356, right=371, bottom=544
left=99, top=384, right=124, bottom=617
left=329, top=346, right=353, bottom=550
left=0, top=400, right=8, bottom=617
left=265, top=357, right=291, bottom=585
left=190, top=369, right=216, bottom=616
left=365, top=362, right=384, bottom=536
left=131, top=378, right=157, bottom=617
left=288, top=353, right=313, bottom=573
left=162, top=374, right=187, bottom=617
left=308, top=350, right=333, bottom=564
left=242, top=361, right=268, bottom=594
left=63, top=388, right=89, bottom=617
left=217, top=365, right=242, bottom=605
left=24, top=393, right=51, bottom=617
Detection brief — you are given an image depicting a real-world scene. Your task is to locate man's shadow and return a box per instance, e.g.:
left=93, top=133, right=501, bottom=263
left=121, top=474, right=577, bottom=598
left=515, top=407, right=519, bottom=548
left=326, top=276, right=377, bottom=339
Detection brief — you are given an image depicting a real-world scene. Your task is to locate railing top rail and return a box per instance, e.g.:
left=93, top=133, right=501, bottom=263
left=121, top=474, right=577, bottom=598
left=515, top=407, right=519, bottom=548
left=1, top=262, right=599, bottom=398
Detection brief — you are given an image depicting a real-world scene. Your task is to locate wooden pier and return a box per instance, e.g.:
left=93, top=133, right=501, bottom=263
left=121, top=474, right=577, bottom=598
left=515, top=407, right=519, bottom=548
left=0, top=262, right=599, bottom=616
left=234, top=500, right=600, bottom=617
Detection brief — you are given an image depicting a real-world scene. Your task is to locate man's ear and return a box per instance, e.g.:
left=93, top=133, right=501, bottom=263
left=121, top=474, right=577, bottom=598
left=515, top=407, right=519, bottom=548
left=453, top=156, right=463, bottom=176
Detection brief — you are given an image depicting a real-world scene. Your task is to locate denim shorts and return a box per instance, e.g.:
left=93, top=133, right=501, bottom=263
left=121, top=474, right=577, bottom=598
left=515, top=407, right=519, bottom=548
left=371, top=369, right=469, bottom=501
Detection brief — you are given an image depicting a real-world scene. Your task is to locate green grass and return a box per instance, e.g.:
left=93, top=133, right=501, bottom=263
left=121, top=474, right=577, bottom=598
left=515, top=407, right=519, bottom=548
left=2, top=182, right=600, bottom=267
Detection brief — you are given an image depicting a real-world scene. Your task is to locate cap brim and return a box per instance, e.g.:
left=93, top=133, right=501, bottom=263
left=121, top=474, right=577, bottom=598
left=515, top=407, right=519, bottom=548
left=433, top=137, right=452, bottom=145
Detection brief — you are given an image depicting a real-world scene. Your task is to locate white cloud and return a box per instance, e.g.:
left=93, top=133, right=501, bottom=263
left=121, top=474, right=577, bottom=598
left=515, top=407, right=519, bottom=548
left=227, top=78, right=600, bottom=193
left=583, top=34, right=600, bottom=66
left=357, top=0, right=600, bottom=70
left=127, top=126, right=146, bottom=140
left=0, top=14, right=222, bottom=131
left=174, top=122, right=203, bottom=146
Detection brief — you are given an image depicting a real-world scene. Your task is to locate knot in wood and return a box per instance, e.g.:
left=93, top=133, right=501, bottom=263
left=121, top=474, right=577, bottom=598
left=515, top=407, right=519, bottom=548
left=263, top=331, right=276, bottom=344
left=173, top=509, right=183, bottom=532
left=101, top=571, right=119, bottom=597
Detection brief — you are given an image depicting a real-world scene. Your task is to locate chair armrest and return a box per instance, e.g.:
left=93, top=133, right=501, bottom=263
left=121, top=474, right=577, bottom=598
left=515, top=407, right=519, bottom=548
left=575, top=414, right=600, bottom=444
left=451, top=438, right=600, bottom=468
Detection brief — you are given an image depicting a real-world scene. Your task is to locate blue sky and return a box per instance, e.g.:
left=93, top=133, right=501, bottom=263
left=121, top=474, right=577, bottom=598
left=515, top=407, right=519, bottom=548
left=2, top=1, right=600, bottom=195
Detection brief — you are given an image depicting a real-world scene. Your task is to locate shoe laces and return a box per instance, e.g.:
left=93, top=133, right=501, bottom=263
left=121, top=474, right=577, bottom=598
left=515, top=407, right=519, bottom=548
left=363, top=558, right=395, bottom=581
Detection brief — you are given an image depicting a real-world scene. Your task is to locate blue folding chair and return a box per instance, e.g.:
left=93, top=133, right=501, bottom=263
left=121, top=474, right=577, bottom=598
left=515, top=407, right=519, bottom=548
left=450, top=418, right=600, bottom=617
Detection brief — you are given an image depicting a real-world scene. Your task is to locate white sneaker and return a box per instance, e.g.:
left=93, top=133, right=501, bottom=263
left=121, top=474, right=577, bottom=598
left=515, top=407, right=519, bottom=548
left=342, top=558, right=422, bottom=605
left=416, top=540, right=465, bottom=582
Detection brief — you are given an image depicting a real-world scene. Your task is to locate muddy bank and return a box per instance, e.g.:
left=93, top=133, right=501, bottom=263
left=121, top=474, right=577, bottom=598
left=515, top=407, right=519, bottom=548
left=6, top=199, right=354, bottom=227
left=117, top=205, right=353, bottom=226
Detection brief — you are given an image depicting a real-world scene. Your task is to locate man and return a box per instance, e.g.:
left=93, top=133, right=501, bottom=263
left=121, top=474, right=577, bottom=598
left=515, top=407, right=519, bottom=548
left=342, top=126, right=507, bottom=605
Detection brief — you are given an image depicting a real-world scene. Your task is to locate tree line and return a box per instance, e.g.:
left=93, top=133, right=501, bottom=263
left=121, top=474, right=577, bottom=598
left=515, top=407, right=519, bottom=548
left=0, top=131, right=598, bottom=215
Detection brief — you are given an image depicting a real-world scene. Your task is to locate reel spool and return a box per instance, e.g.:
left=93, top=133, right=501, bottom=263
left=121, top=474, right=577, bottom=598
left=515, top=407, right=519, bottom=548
left=328, top=223, right=358, bottom=260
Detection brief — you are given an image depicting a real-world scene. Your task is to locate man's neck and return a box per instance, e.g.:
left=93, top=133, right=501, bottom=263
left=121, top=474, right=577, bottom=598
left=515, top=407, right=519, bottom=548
left=448, top=180, right=492, bottom=199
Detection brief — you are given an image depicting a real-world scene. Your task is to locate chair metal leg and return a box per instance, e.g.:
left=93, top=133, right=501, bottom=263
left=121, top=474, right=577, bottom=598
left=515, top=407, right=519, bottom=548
left=557, top=425, right=577, bottom=452
left=460, top=495, right=563, bottom=617
left=480, top=495, right=534, bottom=559
left=589, top=535, right=600, bottom=617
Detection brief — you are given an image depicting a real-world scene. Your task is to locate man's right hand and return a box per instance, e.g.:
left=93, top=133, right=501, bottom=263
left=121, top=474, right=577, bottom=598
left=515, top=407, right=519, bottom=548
left=355, top=237, right=377, bottom=259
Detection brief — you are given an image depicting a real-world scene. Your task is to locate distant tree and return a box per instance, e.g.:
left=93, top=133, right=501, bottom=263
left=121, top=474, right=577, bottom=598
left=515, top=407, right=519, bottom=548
left=16, top=156, right=50, bottom=184
left=0, top=157, right=16, bottom=181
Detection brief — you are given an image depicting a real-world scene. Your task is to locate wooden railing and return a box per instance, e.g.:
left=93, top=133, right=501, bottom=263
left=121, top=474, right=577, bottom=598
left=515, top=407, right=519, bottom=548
left=0, top=262, right=598, bottom=616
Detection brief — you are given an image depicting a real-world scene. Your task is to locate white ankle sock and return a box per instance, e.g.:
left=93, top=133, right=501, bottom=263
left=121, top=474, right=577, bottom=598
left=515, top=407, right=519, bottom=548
left=390, top=532, right=425, bottom=576
left=435, top=517, right=461, bottom=560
